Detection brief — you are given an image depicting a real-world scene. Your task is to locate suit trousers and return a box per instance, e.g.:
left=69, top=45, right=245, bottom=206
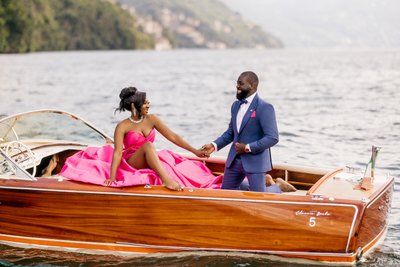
left=221, top=157, right=278, bottom=192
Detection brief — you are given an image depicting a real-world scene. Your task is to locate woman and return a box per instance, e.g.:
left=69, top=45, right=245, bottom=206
left=60, top=87, right=221, bottom=190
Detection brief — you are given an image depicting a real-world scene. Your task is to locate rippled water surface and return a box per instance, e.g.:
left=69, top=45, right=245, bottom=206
left=0, top=49, right=399, bottom=266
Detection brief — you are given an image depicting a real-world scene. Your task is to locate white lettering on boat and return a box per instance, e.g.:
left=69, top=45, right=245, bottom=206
left=295, top=210, right=332, bottom=217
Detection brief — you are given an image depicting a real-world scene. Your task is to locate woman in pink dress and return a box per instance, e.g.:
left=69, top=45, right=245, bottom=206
left=60, top=87, right=222, bottom=190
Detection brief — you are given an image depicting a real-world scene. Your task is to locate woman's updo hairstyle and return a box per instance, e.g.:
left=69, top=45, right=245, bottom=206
left=116, top=87, right=147, bottom=117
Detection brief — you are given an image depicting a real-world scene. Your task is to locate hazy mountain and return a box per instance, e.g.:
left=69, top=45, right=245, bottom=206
left=116, top=0, right=283, bottom=49
left=221, top=0, right=400, bottom=48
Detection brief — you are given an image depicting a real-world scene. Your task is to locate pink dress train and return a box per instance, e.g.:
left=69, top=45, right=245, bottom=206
left=60, top=129, right=222, bottom=189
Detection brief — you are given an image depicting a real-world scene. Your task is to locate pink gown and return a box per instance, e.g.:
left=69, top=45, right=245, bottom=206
left=59, top=129, right=222, bottom=189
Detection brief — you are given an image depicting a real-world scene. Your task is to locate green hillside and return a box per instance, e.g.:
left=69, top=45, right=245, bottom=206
left=0, top=0, right=154, bottom=53
left=117, top=0, right=283, bottom=49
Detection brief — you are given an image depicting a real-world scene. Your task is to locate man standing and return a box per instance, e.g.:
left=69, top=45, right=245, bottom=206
left=202, top=71, right=280, bottom=192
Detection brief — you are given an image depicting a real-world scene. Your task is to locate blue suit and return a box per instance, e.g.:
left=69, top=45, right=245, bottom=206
left=214, top=94, right=279, bottom=192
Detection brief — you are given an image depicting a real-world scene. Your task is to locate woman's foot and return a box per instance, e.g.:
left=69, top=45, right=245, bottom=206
left=163, top=179, right=183, bottom=191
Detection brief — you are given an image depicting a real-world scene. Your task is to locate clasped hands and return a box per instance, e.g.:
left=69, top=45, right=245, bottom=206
left=197, top=142, right=246, bottom=158
left=195, top=143, right=215, bottom=158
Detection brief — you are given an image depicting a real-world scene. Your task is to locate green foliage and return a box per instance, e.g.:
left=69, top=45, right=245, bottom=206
left=0, top=0, right=154, bottom=53
left=0, top=0, right=31, bottom=52
left=0, top=4, right=7, bottom=50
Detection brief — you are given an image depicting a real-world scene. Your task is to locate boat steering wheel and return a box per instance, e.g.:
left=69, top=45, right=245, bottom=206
left=5, top=141, right=36, bottom=177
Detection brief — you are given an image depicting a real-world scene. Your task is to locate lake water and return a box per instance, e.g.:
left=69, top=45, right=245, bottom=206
left=0, top=49, right=399, bottom=266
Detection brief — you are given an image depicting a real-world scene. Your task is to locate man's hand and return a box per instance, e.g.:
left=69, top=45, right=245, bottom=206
left=234, top=142, right=246, bottom=154
left=201, top=143, right=215, bottom=155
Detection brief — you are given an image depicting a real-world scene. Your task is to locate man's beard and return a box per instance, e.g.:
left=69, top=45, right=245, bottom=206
left=236, top=89, right=249, bottom=100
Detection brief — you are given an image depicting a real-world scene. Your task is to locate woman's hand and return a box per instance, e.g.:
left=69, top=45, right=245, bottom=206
left=104, top=177, right=116, bottom=186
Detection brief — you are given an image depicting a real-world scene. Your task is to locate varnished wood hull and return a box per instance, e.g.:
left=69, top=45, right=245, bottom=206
left=0, top=176, right=394, bottom=263
left=0, top=110, right=394, bottom=263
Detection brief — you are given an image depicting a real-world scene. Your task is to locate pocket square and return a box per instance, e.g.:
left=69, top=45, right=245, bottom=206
left=251, top=110, right=256, bottom=118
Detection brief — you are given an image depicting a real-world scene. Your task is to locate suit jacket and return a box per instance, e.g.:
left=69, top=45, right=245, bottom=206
left=214, top=94, right=279, bottom=173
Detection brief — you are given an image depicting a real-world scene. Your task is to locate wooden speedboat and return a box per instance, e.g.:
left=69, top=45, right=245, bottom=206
left=0, top=110, right=394, bottom=264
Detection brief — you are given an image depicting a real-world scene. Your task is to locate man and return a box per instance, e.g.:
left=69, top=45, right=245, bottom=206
left=202, top=71, right=283, bottom=192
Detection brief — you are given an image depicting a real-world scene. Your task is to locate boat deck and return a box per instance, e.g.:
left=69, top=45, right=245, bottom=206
left=311, top=170, right=389, bottom=201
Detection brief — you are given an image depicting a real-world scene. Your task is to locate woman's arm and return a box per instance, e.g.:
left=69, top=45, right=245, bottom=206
left=105, top=122, right=125, bottom=185
left=150, top=115, right=204, bottom=157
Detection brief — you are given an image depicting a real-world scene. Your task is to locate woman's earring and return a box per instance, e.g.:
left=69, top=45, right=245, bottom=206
left=133, top=108, right=137, bottom=117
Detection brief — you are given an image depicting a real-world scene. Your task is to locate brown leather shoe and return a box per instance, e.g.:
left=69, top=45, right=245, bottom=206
left=276, top=178, right=297, bottom=192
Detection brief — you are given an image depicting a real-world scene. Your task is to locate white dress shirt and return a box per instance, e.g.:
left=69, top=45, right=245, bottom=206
left=212, top=93, right=256, bottom=152
left=236, top=93, right=256, bottom=131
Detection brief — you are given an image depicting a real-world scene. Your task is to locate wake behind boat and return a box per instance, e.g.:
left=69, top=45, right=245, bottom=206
left=0, top=109, right=394, bottom=264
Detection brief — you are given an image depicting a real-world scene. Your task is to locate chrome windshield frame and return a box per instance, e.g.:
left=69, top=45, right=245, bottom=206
left=0, top=109, right=113, bottom=145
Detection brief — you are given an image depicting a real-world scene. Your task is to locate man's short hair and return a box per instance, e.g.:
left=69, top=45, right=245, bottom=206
left=241, top=71, right=259, bottom=88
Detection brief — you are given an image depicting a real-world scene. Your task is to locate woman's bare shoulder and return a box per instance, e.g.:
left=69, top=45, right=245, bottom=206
left=115, top=119, right=130, bottom=131
left=146, top=114, right=160, bottom=122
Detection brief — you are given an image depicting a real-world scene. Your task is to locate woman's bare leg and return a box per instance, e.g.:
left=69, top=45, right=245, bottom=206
left=41, top=154, right=59, bottom=176
left=127, top=142, right=182, bottom=190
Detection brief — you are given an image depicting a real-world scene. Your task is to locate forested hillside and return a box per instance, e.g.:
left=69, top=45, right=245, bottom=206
left=0, top=0, right=154, bottom=53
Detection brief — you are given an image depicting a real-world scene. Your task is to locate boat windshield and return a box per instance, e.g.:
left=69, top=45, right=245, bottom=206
left=0, top=110, right=111, bottom=145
